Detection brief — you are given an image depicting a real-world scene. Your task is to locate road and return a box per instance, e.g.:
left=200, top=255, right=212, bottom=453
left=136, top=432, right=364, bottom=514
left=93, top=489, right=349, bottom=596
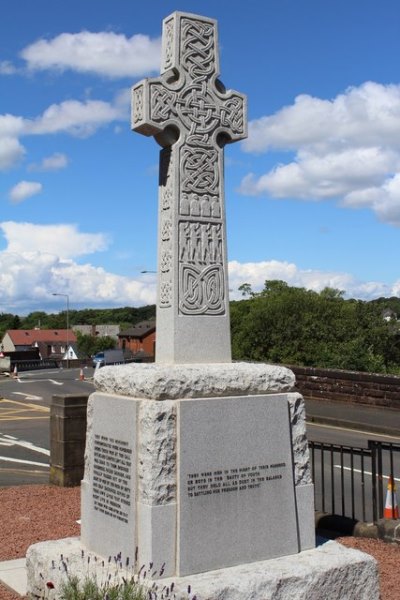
left=1, top=371, right=400, bottom=524
left=308, top=422, right=400, bottom=522
left=0, top=367, right=95, bottom=486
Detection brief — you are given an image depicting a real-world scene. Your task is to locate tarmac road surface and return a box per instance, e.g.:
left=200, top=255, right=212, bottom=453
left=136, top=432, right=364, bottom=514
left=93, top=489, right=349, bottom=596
left=0, top=367, right=94, bottom=486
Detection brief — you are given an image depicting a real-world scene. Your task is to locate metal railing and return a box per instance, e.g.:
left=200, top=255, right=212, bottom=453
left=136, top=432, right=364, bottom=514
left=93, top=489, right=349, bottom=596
left=310, top=440, right=400, bottom=522
left=11, top=359, right=58, bottom=372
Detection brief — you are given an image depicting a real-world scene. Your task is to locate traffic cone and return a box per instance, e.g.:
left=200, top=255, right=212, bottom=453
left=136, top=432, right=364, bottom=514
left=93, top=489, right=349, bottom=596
left=12, top=364, right=18, bottom=378
left=384, top=477, right=399, bottom=519
left=79, top=368, right=84, bottom=381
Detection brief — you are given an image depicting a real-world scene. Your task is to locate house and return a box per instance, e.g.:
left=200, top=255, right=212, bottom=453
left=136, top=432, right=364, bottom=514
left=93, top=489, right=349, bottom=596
left=61, top=343, right=83, bottom=361
left=1, top=329, right=77, bottom=360
left=118, top=320, right=156, bottom=359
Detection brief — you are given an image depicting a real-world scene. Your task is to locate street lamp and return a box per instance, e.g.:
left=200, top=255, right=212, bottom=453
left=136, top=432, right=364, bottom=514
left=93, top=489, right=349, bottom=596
left=141, top=270, right=157, bottom=274
left=52, top=292, right=70, bottom=368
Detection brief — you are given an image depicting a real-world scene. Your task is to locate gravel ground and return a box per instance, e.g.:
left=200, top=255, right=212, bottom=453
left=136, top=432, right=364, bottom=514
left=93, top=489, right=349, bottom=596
left=1, top=485, right=399, bottom=599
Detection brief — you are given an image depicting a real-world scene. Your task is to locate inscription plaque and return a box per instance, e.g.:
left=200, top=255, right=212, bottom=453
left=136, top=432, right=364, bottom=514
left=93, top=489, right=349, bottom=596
left=178, top=395, right=299, bottom=576
left=93, top=434, right=132, bottom=523
left=81, top=393, right=138, bottom=563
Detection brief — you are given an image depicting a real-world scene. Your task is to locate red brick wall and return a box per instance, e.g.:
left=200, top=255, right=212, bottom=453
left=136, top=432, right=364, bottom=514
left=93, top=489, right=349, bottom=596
left=291, top=365, right=400, bottom=409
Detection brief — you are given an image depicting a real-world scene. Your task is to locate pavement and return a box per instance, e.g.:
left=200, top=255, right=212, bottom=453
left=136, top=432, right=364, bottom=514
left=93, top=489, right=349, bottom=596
left=0, top=558, right=26, bottom=596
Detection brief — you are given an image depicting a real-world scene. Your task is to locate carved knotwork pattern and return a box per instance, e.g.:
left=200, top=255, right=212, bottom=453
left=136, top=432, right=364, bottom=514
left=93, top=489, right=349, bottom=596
left=135, top=14, right=246, bottom=317
left=160, top=282, right=172, bottom=307
left=161, top=219, right=172, bottom=240
left=151, top=86, right=177, bottom=123
left=133, top=86, right=144, bottom=124
left=179, top=264, right=224, bottom=315
left=181, top=146, right=219, bottom=194
left=181, top=19, right=215, bottom=80
left=178, top=220, right=224, bottom=314
left=221, top=97, right=245, bottom=134
left=160, top=250, right=172, bottom=273
left=158, top=147, right=174, bottom=308
left=163, top=18, right=174, bottom=71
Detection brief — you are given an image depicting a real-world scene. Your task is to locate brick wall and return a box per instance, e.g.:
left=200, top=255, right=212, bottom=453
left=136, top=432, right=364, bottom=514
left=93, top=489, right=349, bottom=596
left=291, top=365, right=400, bottom=409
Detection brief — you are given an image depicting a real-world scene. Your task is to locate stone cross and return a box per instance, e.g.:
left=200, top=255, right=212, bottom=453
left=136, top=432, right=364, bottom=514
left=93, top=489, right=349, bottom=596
left=132, top=11, right=247, bottom=363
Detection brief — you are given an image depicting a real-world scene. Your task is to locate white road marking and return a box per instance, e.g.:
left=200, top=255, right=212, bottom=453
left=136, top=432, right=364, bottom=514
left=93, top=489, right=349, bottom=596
left=15, top=378, right=63, bottom=386
left=334, top=464, right=400, bottom=483
left=0, top=456, right=49, bottom=468
left=12, top=392, right=43, bottom=401
left=0, top=434, right=50, bottom=456
left=20, top=370, right=61, bottom=377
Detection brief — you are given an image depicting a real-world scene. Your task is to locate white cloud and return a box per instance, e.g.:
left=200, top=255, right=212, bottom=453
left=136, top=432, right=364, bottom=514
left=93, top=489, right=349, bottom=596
left=240, top=82, right=400, bottom=226
left=9, top=181, right=42, bottom=203
left=21, top=31, right=161, bottom=78
left=0, top=222, right=109, bottom=258
left=28, top=152, right=68, bottom=171
left=0, top=136, right=25, bottom=169
left=0, top=60, right=17, bottom=75
left=0, top=221, right=397, bottom=312
left=227, top=260, right=393, bottom=301
left=0, top=222, right=156, bottom=312
left=0, top=93, right=128, bottom=170
left=0, top=114, right=26, bottom=169
left=25, top=98, right=127, bottom=137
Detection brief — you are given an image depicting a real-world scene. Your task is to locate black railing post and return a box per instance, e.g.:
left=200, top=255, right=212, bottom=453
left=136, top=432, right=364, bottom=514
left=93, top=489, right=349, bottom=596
left=369, top=441, right=378, bottom=522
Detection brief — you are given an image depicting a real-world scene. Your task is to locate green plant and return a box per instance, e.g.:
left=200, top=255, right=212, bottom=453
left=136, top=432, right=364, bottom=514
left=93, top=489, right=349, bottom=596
left=32, top=552, right=196, bottom=600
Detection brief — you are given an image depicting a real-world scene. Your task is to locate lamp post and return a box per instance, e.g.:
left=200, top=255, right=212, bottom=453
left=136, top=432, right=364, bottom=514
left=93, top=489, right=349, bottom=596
left=52, top=292, right=70, bottom=368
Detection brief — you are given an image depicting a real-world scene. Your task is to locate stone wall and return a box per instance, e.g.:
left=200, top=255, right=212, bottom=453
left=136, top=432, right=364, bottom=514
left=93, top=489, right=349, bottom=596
left=291, top=365, right=400, bottom=409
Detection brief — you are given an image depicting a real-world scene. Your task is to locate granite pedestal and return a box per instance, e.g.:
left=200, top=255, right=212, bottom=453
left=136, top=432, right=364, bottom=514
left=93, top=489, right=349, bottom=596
left=26, top=362, right=379, bottom=599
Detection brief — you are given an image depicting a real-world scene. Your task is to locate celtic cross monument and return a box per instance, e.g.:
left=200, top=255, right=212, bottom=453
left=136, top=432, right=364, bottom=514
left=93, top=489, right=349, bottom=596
left=26, top=12, right=379, bottom=600
left=132, top=11, right=247, bottom=363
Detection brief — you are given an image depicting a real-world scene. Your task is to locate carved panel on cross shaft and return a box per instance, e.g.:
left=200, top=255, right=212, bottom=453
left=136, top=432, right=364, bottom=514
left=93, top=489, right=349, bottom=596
left=162, top=17, right=174, bottom=72
left=181, top=146, right=219, bottom=195
left=179, top=264, right=224, bottom=315
left=132, top=85, right=144, bottom=124
left=179, top=193, right=220, bottom=218
left=158, top=148, right=174, bottom=308
left=178, top=220, right=224, bottom=315
left=151, top=85, right=177, bottom=124
left=181, top=18, right=216, bottom=81
left=221, top=96, right=245, bottom=136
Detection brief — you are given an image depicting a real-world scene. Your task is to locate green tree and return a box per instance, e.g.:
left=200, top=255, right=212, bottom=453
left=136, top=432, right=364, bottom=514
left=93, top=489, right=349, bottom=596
left=76, top=333, right=116, bottom=358
left=230, top=280, right=398, bottom=374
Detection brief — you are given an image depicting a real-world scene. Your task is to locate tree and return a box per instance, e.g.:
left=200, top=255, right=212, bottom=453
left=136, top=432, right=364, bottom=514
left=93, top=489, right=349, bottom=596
left=76, top=333, right=116, bottom=358
left=238, top=283, right=254, bottom=298
left=230, top=280, right=399, bottom=374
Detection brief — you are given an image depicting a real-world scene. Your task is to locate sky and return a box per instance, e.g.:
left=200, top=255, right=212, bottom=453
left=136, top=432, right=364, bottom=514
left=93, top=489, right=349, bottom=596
left=1, top=0, right=400, bottom=314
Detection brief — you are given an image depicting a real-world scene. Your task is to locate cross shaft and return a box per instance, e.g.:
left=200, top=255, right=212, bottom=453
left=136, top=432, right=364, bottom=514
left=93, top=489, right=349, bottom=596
left=132, top=11, right=247, bottom=363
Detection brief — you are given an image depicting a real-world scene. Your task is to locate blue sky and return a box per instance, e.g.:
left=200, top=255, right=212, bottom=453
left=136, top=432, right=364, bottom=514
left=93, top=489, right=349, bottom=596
left=1, top=0, right=400, bottom=314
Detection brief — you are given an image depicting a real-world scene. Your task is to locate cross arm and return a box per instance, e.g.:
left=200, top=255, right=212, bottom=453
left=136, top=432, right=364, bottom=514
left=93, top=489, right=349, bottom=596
left=132, top=78, right=180, bottom=147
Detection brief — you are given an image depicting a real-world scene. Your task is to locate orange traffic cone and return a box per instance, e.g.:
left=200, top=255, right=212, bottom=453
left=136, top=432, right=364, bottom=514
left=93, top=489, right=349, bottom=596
left=384, top=477, right=399, bottom=519
left=12, top=364, right=18, bottom=378
left=79, top=368, right=84, bottom=381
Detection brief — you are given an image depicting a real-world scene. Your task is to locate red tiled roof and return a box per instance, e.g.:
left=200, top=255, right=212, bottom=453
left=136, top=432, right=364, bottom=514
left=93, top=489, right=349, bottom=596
left=6, top=329, right=77, bottom=345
